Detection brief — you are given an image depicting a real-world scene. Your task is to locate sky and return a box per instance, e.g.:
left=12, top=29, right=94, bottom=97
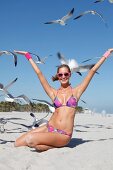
left=0, top=0, right=113, bottom=113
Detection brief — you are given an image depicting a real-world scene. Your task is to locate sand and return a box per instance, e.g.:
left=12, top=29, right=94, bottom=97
left=0, top=111, right=113, bottom=170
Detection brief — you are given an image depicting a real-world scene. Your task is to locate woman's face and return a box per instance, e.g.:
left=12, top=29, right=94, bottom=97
left=57, top=67, right=71, bottom=85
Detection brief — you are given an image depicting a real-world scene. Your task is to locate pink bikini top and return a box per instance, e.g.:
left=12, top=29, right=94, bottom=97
left=53, top=87, right=77, bottom=108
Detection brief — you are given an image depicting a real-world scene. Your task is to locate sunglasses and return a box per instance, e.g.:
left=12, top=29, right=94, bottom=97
left=57, top=72, right=70, bottom=78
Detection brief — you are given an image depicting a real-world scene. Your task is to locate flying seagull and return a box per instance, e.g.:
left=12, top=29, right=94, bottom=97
left=0, top=50, right=17, bottom=66
left=28, top=52, right=52, bottom=64
left=44, top=8, right=74, bottom=26
left=32, top=98, right=55, bottom=113
left=0, top=78, right=32, bottom=105
left=30, top=112, right=49, bottom=129
left=57, top=52, right=97, bottom=76
left=73, top=10, right=107, bottom=27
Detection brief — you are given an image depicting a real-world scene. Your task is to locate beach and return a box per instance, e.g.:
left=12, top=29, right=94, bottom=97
left=0, top=111, right=113, bottom=170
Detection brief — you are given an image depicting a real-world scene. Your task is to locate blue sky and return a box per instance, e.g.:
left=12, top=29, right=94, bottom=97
left=0, top=0, right=113, bottom=113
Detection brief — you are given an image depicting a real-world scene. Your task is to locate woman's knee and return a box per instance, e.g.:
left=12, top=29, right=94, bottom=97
left=25, top=135, right=36, bottom=147
left=14, top=140, right=18, bottom=147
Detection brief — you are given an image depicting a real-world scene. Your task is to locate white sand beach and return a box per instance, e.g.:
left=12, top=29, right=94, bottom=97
left=0, top=111, right=113, bottom=170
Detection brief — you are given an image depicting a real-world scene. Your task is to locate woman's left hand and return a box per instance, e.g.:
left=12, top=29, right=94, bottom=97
left=108, top=48, right=113, bottom=53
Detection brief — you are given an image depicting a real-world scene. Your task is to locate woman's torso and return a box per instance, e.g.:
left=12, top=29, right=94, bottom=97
left=49, top=86, right=78, bottom=134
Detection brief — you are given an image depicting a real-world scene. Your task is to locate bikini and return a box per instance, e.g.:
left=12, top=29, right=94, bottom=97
left=47, top=86, right=77, bottom=137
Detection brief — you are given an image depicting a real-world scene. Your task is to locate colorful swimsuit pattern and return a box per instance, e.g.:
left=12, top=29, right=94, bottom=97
left=47, top=86, right=77, bottom=137
left=47, top=123, right=72, bottom=137
left=53, top=86, right=77, bottom=108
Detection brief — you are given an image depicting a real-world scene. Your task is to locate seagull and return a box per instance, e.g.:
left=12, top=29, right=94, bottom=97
left=44, top=8, right=74, bottom=26
left=57, top=52, right=96, bottom=76
left=73, top=10, right=107, bottom=27
left=0, top=50, right=17, bottom=66
left=0, top=78, right=32, bottom=105
left=30, top=112, right=49, bottom=129
left=28, top=52, right=52, bottom=64
left=32, top=98, right=55, bottom=113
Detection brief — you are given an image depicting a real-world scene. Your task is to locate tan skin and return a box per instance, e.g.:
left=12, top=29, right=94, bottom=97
left=14, top=49, right=113, bottom=152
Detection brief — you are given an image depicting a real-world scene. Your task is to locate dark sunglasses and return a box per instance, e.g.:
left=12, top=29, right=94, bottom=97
left=57, top=72, right=70, bottom=78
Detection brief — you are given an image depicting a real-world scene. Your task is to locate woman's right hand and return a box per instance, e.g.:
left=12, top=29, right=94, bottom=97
left=14, top=50, right=32, bottom=60
left=14, top=50, right=28, bottom=55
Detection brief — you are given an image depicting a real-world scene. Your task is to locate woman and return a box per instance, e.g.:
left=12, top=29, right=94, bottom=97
left=14, top=49, right=113, bottom=152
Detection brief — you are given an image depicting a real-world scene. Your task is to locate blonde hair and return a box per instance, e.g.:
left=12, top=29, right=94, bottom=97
left=52, top=64, right=71, bottom=82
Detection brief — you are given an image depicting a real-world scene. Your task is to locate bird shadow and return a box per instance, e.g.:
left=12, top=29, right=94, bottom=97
left=5, top=128, right=27, bottom=134
left=0, top=138, right=15, bottom=144
left=7, top=120, right=32, bottom=129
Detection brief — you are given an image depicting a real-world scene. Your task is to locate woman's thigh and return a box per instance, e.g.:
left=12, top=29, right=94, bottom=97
left=26, top=132, right=71, bottom=148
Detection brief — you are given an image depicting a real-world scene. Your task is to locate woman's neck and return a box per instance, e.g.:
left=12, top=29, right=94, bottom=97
left=60, top=83, right=71, bottom=89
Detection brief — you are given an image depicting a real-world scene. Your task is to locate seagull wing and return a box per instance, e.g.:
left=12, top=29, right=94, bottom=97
left=29, top=52, right=41, bottom=61
left=0, top=51, right=4, bottom=56
left=68, top=59, right=79, bottom=71
left=8, top=51, right=18, bottom=67
left=32, top=98, right=54, bottom=107
left=61, top=8, right=74, bottom=22
left=80, top=99, right=87, bottom=104
left=73, top=11, right=90, bottom=20
left=74, top=10, right=98, bottom=20
left=94, top=0, right=104, bottom=3
left=82, top=57, right=101, bottom=63
left=0, top=83, right=4, bottom=89
left=6, top=92, right=14, bottom=98
left=0, top=51, right=9, bottom=56
left=41, top=57, right=48, bottom=63
left=4, top=78, right=18, bottom=91
left=57, top=52, right=68, bottom=65
left=73, top=64, right=95, bottom=72
left=44, top=20, right=59, bottom=24
left=93, top=10, right=107, bottom=26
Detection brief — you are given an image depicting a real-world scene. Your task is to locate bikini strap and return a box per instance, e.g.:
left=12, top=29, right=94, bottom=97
left=70, top=86, right=74, bottom=96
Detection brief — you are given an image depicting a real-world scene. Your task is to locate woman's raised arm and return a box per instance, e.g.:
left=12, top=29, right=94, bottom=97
left=14, top=50, right=55, bottom=99
left=76, top=48, right=113, bottom=99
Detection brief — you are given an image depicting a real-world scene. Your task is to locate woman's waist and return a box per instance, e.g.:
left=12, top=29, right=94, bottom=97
left=49, top=115, right=74, bottom=133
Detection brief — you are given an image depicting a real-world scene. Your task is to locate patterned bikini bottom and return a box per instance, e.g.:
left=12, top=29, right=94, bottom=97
left=47, top=123, right=72, bottom=137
